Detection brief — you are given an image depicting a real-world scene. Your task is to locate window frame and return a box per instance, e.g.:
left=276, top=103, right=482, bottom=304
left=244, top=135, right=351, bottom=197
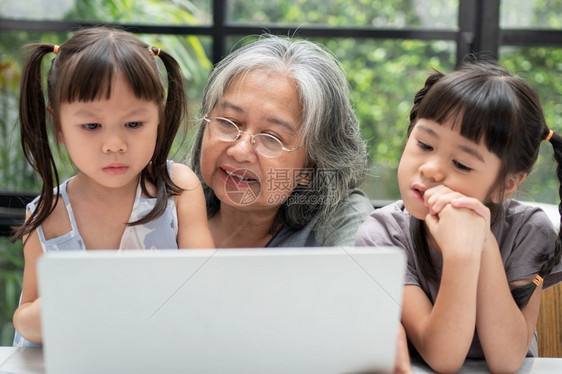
left=0, top=0, right=560, bottom=65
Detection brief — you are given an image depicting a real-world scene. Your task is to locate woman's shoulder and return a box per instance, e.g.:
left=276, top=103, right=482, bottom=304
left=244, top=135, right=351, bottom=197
left=369, top=200, right=409, bottom=224
left=311, top=189, right=373, bottom=247
left=340, top=188, right=376, bottom=214
left=318, top=189, right=374, bottom=228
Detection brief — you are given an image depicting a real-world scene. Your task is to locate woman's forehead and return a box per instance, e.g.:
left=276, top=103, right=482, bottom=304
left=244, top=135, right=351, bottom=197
left=218, top=71, right=302, bottom=124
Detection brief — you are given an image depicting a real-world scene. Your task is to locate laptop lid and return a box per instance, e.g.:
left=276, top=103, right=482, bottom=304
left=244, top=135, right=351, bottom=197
left=37, top=247, right=405, bottom=374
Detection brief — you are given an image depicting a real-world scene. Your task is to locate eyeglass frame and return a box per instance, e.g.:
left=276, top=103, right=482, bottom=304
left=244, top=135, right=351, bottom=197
left=203, top=116, right=304, bottom=159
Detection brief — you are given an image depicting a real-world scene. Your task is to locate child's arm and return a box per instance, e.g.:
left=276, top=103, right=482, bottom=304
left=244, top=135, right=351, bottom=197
left=451, top=197, right=541, bottom=372
left=172, top=163, right=215, bottom=249
left=474, top=235, right=541, bottom=372
left=402, top=187, right=490, bottom=372
left=429, top=195, right=541, bottom=372
left=12, top=231, right=44, bottom=344
left=402, top=203, right=486, bottom=372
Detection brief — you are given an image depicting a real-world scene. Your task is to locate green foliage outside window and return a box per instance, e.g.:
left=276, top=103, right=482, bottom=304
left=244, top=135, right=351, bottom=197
left=501, top=47, right=562, bottom=203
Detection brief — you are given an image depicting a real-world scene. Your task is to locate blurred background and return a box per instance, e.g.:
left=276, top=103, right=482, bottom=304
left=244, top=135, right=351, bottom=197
left=0, top=0, right=560, bottom=345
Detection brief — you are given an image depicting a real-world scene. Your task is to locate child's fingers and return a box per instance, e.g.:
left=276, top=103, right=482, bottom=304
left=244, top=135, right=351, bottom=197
left=424, top=185, right=465, bottom=214
left=450, top=197, right=490, bottom=222
left=425, top=203, right=490, bottom=256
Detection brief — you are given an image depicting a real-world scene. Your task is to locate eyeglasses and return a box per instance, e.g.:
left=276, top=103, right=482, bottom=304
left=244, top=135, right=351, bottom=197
left=203, top=116, right=304, bottom=159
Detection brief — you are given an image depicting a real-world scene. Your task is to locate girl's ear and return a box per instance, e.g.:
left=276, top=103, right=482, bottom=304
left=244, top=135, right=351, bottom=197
left=502, top=172, right=527, bottom=200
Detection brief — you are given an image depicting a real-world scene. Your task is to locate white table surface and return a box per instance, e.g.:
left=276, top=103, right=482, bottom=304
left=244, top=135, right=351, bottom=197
left=410, top=354, right=562, bottom=373
left=1, top=347, right=561, bottom=373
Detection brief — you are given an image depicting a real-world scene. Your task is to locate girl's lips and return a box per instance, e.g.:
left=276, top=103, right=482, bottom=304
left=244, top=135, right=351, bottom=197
left=103, top=165, right=128, bottom=175
left=411, top=184, right=426, bottom=202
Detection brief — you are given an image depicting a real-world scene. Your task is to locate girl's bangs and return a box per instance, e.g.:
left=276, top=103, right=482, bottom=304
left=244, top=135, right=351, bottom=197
left=55, top=42, right=163, bottom=105
left=417, top=75, right=513, bottom=159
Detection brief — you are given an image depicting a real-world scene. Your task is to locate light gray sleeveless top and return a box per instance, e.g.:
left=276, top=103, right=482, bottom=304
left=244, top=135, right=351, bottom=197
left=32, top=163, right=178, bottom=252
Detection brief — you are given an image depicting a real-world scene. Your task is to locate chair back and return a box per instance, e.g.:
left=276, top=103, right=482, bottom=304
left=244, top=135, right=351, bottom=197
left=537, top=282, right=562, bottom=357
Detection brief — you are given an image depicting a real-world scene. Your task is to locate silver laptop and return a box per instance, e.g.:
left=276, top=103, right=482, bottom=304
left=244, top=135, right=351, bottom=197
left=37, top=247, right=405, bottom=374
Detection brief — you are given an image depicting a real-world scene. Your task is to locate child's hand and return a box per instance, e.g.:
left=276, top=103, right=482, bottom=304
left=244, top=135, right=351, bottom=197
left=423, top=185, right=490, bottom=257
left=424, top=185, right=490, bottom=222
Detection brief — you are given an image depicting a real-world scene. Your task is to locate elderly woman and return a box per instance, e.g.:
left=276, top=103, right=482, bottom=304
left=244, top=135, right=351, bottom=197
left=189, top=35, right=412, bottom=373
left=190, top=35, right=374, bottom=248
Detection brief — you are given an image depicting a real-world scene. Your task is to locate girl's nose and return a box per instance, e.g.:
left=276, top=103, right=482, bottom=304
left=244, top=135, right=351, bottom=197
left=103, top=132, right=127, bottom=153
left=419, top=158, right=445, bottom=182
left=225, top=132, right=258, bottom=163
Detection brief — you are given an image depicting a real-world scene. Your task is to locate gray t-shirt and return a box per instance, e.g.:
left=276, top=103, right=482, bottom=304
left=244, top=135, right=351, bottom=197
left=267, top=189, right=374, bottom=247
left=355, top=199, right=562, bottom=358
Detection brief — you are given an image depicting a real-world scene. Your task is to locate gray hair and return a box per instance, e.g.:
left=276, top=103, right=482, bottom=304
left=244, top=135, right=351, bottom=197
left=190, top=34, right=367, bottom=229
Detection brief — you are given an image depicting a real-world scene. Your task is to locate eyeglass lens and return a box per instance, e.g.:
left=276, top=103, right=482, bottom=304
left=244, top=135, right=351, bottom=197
left=208, top=117, right=283, bottom=158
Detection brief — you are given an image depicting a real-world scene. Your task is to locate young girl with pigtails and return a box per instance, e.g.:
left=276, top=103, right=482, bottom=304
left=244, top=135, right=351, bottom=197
left=356, top=60, right=562, bottom=373
left=13, top=26, right=214, bottom=346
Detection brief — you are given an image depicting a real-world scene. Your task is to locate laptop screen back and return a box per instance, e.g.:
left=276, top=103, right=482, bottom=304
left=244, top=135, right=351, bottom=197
left=38, top=247, right=405, bottom=374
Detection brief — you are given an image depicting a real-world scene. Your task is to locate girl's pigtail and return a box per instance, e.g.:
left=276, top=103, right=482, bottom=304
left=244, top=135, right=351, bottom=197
left=13, top=44, right=60, bottom=242
left=409, top=70, right=444, bottom=124
left=151, top=48, right=186, bottom=176
left=511, top=130, right=562, bottom=307
left=134, top=48, right=187, bottom=226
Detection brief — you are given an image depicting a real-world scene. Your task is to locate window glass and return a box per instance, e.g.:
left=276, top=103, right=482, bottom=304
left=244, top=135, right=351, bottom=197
left=0, top=0, right=212, bottom=26
left=0, top=0, right=73, bottom=21
left=501, top=0, right=562, bottom=29
left=227, top=0, right=458, bottom=29
left=500, top=46, right=562, bottom=204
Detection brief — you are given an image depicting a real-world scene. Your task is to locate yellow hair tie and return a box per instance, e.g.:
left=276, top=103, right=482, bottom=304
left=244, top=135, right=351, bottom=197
left=53, top=45, right=60, bottom=54
left=532, top=274, right=543, bottom=286
left=545, top=129, right=554, bottom=142
left=150, top=47, right=160, bottom=57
